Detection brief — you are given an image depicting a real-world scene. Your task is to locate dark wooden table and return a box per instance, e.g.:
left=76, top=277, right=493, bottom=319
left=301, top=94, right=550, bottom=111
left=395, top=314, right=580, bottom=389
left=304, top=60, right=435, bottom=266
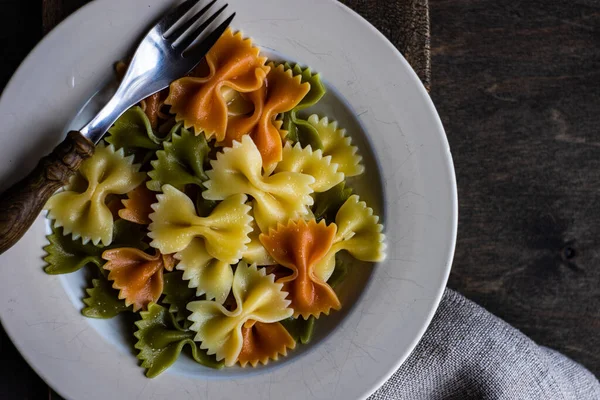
left=1, top=0, right=599, bottom=398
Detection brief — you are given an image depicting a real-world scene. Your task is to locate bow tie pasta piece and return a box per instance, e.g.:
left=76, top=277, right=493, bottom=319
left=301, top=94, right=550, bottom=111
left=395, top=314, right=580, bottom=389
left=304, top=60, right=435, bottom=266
left=135, top=303, right=223, bottom=378
left=176, top=238, right=233, bottom=304
left=106, top=106, right=161, bottom=153
left=139, top=90, right=170, bottom=130
left=242, top=217, right=275, bottom=266
left=219, top=88, right=265, bottom=148
left=82, top=273, right=130, bottom=319
left=237, top=320, right=296, bottom=367
left=119, top=184, right=156, bottom=225
left=327, top=255, right=350, bottom=289
left=314, top=195, right=387, bottom=282
left=148, top=185, right=252, bottom=263
left=164, top=28, right=270, bottom=141
left=43, top=225, right=103, bottom=275
left=147, top=125, right=209, bottom=192
left=162, top=271, right=196, bottom=324
left=140, top=92, right=161, bottom=130
left=249, top=63, right=310, bottom=171
left=220, top=63, right=311, bottom=172
left=305, top=115, right=365, bottom=177
left=284, top=64, right=326, bottom=113
left=282, top=64, right=327, bottom=150
left=203, top=135, right=315, bottom=232
left=259, top=219, right=342, bottom=319
left=312, top=181, right=354, bottom=224
left=187, top=262, right=293, bottom=367
left=274, top=142, right=344, bottom=192
left=44, top=143, right=146, bottom=246
left=44, top=219, right=148, bottom=276
left=102, top=248, right=176, bottom=312
left=280, top=315, right=316, bottom=345
left=221, top=86, right=255, bottom=117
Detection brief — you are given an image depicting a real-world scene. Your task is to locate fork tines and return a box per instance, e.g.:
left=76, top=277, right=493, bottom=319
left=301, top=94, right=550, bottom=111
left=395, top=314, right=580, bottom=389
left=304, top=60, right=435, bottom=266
left=161, top=0, right=235, bottom=56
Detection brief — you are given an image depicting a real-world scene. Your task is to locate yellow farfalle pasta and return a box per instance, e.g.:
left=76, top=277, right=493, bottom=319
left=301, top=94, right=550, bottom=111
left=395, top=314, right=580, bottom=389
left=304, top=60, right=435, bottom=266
left=313, top=195, right=386, bottom=282
left=164, top=29, right=270, bottom=141
left=242, top=217, right=275, bottom=266
left=187, top=263, right=293, bottom=366
left=45, top=143, right=145, bottom=245
left=274, top=142, right=344, bottom=192
left=176, top=238, right=233, bottom=304
left=237, top=320, right=296, bottom=367
left=306, top=115, right=364, bottom=177
left=203, top=135, right=315, bottom=232
left=148, top=184, right=252, bottom=264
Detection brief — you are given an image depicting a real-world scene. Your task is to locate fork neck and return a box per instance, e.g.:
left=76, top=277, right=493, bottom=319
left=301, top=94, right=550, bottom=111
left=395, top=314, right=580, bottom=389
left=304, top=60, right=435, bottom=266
left=79, top=89, right=133, bottom=144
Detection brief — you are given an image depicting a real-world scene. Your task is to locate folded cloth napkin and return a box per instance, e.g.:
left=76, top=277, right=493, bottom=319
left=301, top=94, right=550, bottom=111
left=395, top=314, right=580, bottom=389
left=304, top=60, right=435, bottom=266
left=371, top=289, right=600, bottom=400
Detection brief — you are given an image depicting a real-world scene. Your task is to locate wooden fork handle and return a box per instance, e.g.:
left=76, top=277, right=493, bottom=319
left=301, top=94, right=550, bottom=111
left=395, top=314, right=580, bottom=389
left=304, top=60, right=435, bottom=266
left=0, top=131, right=95, bottom=255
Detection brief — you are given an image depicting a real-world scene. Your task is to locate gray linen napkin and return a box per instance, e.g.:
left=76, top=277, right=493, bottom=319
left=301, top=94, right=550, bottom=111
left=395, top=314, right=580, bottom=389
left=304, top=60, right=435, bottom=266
left=371, top=289, right=600, bottom=400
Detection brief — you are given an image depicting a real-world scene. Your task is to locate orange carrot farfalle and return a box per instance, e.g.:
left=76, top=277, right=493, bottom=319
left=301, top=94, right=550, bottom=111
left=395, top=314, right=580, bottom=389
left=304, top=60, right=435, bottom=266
left=118, top=184, right=157, bottom=225
left=237, top=320, right=296, bottom=367
left=102, top=248, right=176, bottom=312
left=164, top=29, right=270, bottom=141
left=251, top=63, right=310, bottom=169
left=220, top=64, right=311, bottom=170
left=260, top=219, right=341, bottom=319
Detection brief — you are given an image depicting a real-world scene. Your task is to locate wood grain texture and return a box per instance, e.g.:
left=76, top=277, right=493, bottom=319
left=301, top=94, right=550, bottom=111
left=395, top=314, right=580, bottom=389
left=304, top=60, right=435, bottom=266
left=429, top=0, right=600, bottom=376
left=0, top=131, right=94, bottom=254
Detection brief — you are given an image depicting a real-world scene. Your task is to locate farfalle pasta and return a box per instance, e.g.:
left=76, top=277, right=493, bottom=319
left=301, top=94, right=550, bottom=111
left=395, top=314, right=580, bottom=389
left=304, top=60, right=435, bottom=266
left=41, top=29, right=387, bottom=377
left=282, top=64, right=327, bottom=149
left=119, top=184, right=156, bottom=225
left=165, top=29, right=269, bottom=140
left=244, top=63, right=310, bottom=171
left=45, top=143, right=145, bottom=246
left=105, top=106, right=161, bottom=154
left=260, top=219, right=342, bottom=319
left=176, top=238, right=233, bottom=304
left=188, top=262, right=293, bottom=366
left=147, top=124, right=209, bottom=191
left=242, top=217, right=275, bottom=266
left=306, top=115, right=365, bottom=177
left=313, top=195, right=387, bottom=282
left=203, top=135, right=315, bottom=232
left=237, top=321, right=296, bottom=367
left=274, top=142, right=344, bottom=192
left=102, top=248, right=175, bottom=312
left=148, top=184, right=252, bottom=263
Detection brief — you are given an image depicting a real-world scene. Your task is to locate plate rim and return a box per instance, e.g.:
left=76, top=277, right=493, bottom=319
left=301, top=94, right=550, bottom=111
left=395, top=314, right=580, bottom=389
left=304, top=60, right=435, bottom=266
left=334, top=3, right=457, bottom=395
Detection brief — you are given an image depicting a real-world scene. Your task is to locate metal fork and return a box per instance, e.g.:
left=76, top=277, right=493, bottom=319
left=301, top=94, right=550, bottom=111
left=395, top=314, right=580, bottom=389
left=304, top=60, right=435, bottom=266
left=0, top=0, right=235, bottom=254
left=83, top=0, right=235, bottom=141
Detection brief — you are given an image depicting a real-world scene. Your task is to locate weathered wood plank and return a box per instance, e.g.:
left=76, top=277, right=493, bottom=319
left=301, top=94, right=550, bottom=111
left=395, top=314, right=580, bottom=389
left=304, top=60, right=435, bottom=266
left=429, top=0, right=600, bottom=376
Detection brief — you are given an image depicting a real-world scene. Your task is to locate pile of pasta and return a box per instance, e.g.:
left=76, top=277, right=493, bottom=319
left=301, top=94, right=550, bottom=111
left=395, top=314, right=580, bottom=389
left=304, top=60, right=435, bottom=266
left=43, top=29, right=386, bottom=377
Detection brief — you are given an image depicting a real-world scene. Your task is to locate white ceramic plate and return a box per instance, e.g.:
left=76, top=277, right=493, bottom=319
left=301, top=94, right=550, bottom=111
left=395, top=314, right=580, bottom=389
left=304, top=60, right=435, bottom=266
left=0, top=0, right=457, bottom=399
